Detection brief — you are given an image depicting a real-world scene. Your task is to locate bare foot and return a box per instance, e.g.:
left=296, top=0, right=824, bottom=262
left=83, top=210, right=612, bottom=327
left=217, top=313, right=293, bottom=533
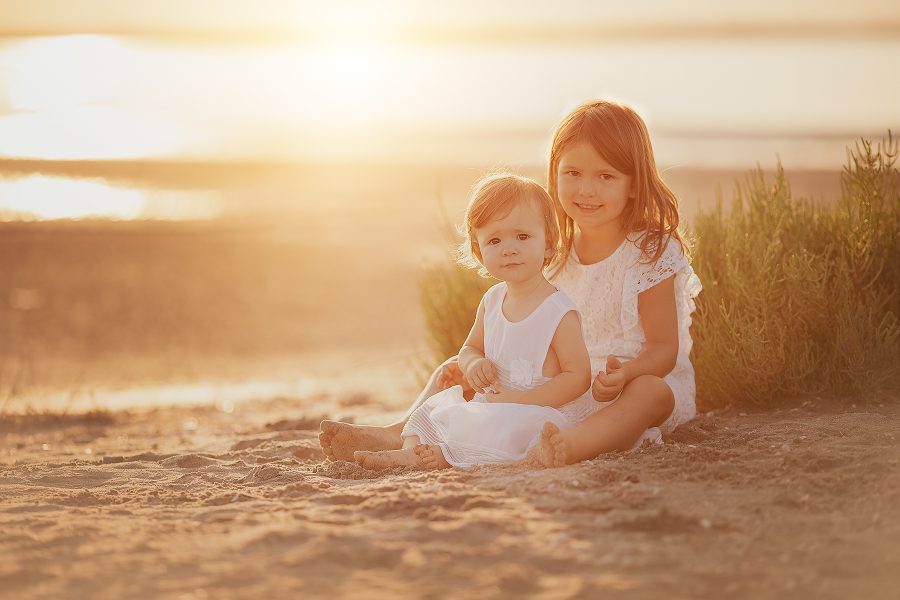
left=536, top=422, right=569, bottom=468
left=413, top=444, right=451, bottom=470
left=318, top=420, right=402, bottom=461
left=354, top=447, right=423, bottom=470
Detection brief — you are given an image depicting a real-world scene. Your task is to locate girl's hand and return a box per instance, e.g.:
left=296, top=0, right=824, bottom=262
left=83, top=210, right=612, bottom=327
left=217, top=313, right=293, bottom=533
left=592, top=355, right=628, bottom=402
left=438, top=362, right=471, bottom=392
left=484, top=384, right=524, bottom=404
left=465, top=358, right=497, bottom=393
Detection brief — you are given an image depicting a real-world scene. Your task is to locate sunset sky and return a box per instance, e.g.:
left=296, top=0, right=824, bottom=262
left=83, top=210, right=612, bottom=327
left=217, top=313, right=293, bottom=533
left=0, top=0, right=897, bottom=165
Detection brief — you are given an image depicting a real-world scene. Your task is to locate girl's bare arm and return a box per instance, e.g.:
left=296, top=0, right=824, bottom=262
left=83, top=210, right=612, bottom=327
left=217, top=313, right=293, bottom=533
left=457, top=297, right=497, bottom=392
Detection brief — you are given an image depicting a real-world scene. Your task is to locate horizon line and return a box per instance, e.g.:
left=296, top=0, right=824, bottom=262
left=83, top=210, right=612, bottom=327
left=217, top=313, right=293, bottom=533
left=2, top=22, right=900, bottom=43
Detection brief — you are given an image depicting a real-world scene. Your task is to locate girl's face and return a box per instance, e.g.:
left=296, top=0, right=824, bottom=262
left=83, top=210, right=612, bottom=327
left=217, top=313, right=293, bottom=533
left=556, top=142, right=634, bottom=232
left=475, top=201, right=552, bottom=284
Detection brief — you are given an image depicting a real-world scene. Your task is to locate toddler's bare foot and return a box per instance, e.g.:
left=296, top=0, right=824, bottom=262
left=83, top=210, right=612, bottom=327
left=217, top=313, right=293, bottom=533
left=413, top=444, right=451, bottom=470
left=537, top=422, right=569, bottom=468
left=319, top=420, right=402, bottom=461
left=353, top=447, right=422, bottom=470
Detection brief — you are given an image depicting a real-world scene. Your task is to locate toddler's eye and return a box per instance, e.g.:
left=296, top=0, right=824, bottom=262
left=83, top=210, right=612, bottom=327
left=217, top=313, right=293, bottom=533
left=517, top=234, right=530, bottom=241
left=487, top=238, right=500, bottom=245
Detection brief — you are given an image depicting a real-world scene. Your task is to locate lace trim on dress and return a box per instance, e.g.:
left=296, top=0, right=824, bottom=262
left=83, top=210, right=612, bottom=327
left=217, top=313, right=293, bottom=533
left=620, top=236, right=702, bottom=364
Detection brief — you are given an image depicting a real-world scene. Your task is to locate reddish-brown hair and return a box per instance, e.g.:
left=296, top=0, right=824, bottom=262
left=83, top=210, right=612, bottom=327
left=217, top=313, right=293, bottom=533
left=547, top=100, right=685, bottom=275
left=458, top=172, right=560, bottom=278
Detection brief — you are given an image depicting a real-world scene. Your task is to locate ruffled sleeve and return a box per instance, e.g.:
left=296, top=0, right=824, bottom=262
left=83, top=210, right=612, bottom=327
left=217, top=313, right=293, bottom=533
left=620, top=235, right=702, bottom=359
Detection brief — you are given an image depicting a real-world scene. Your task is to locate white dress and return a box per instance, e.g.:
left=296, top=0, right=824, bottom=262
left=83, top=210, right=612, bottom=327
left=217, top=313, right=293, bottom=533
left=402, top=283, right=586, bottom=467
left=551, top=233, right=702, bottom=435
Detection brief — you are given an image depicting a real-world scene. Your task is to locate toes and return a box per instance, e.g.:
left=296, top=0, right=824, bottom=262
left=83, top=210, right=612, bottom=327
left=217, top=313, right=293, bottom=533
left=538, top=422, right=566, bottom=468
left=318, top=432, right=336, bottom=459
left=541, top=422, right=560, bottom=439
left=413, top=444, right=439, bottom=470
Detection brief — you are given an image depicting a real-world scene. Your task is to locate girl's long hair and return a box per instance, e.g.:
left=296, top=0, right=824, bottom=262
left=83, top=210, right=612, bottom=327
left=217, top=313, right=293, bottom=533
left=547, top=100, right=686, bottom=276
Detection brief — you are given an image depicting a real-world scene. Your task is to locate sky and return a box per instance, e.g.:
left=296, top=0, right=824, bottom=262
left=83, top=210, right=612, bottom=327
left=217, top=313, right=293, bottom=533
left=2, top=0, right=899, bottom=36
left=0, top=0, right=897, bottom=165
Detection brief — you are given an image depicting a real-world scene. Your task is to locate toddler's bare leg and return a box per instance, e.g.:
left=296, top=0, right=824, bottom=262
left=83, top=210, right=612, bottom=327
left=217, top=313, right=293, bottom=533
left=353, top=435, right=446, bottom=471
left=414, top=444, right=451, bottom=470
left=537, top=375, right=674, bottom=467
left=319, top=421, right=403, bottom=461
left=319, top=357, right=457, bottom=461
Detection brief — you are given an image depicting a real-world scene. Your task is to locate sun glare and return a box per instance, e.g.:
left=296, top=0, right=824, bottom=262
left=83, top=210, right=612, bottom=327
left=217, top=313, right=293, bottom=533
left=0, top=176, right=144, bottom=220
left=0, top=176, right=224, bottom=221
left=292, top=7, right=402, bottom=128
left=0, top=35, right=194, bottom=159
left=4, top=35, right=130, bottom=111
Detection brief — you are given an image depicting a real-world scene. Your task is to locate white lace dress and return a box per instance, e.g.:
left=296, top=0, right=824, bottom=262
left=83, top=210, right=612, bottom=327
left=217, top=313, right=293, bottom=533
left=402, top=283, right=584, bottom=467
left=551, top=233, right=702, bottom=435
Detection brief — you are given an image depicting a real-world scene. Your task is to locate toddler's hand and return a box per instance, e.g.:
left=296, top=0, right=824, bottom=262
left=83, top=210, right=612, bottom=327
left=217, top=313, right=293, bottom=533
left=592, top=355, right=628, bottom=402
left=465, top=358, right=497, bottom=393
left=437, top=362, right=471, bottom=392
left=484, top=384, right=523, bottom=404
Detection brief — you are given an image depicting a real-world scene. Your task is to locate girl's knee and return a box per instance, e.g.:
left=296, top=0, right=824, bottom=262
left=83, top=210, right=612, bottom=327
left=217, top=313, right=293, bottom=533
left=629, top=375, right=675, bottom=415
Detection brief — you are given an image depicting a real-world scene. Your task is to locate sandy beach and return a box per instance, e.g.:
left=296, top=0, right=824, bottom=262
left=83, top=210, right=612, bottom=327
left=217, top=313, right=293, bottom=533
left=2, top=389, right=898, bottom=599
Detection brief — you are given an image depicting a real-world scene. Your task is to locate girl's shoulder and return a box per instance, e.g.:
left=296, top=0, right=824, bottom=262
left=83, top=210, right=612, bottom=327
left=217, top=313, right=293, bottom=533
left=480, top=282, right=507, bottom=308
left=625, top=231, right=684, bottom=256
left=625, top=231, right=695, bottom=295
left=625, top=231, right=688, bottom=268
left=548, top=287, right=579, bottom=314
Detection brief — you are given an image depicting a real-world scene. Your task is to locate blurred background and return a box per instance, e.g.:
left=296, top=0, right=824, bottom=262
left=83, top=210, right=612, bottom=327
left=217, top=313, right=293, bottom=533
left=1, top=0, right=898, bottom=411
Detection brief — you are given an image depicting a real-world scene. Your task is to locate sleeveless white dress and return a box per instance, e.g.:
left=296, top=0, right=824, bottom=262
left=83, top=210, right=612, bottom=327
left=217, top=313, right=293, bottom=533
left=551, top=233, right=702, bottom=435
left=402, top=283, right=586, bottom=467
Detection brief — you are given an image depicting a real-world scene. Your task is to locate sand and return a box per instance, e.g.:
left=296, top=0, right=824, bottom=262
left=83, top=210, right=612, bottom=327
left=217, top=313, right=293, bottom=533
left=2, top=393, right=899, bottom=599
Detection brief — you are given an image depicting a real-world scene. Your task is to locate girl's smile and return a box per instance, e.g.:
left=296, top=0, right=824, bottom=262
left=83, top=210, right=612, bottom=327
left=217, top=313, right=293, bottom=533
left=557, top=141, right=633, bottom=230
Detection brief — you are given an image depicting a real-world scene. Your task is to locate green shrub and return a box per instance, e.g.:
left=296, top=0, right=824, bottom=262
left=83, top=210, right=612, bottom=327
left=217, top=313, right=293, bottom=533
left=692, top=134, right=899, bottom=408
left=418, top=134, right=900, bottom=408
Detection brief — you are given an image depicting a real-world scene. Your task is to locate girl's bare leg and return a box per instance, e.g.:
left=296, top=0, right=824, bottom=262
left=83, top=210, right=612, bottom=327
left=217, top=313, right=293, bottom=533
left=353, top=436, right=451, bottom=471
left=319, top=421, right=404, bottom=461
left=415, top=444, right=452, bottom=470
left=536, top=375, right=674, bottom=467
left=319, top=357, right=457, bottom=461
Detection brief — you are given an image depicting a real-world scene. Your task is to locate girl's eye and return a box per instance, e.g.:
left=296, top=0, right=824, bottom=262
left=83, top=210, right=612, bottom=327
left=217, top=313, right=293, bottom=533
left=600, top=174, right=613, bottom=181
left=517, top=234, right=530, bottom=241
left=487, top=238, right=500, bottom=245
left=565, top=170, right=579, bottom=176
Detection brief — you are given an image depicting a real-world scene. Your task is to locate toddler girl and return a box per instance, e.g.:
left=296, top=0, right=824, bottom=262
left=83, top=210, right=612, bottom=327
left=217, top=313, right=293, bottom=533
left=353, top=173, right=593, bottom=470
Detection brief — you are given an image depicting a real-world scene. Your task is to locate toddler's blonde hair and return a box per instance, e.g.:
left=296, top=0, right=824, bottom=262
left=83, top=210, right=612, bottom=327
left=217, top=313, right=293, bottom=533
left=457, top=172, right=560, bottom=278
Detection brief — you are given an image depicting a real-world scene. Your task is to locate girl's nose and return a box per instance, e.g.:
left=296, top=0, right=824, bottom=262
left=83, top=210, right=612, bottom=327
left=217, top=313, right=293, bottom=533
left=502, top=245, right=517, bottom=256
left=578, top=181, right=594, bottom=196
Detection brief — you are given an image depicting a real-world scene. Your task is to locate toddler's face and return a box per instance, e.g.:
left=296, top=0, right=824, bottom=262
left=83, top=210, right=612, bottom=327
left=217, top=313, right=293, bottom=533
left=556, top=141, right=633, bottom=231
left=474, top=201, right=552, bottom=283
